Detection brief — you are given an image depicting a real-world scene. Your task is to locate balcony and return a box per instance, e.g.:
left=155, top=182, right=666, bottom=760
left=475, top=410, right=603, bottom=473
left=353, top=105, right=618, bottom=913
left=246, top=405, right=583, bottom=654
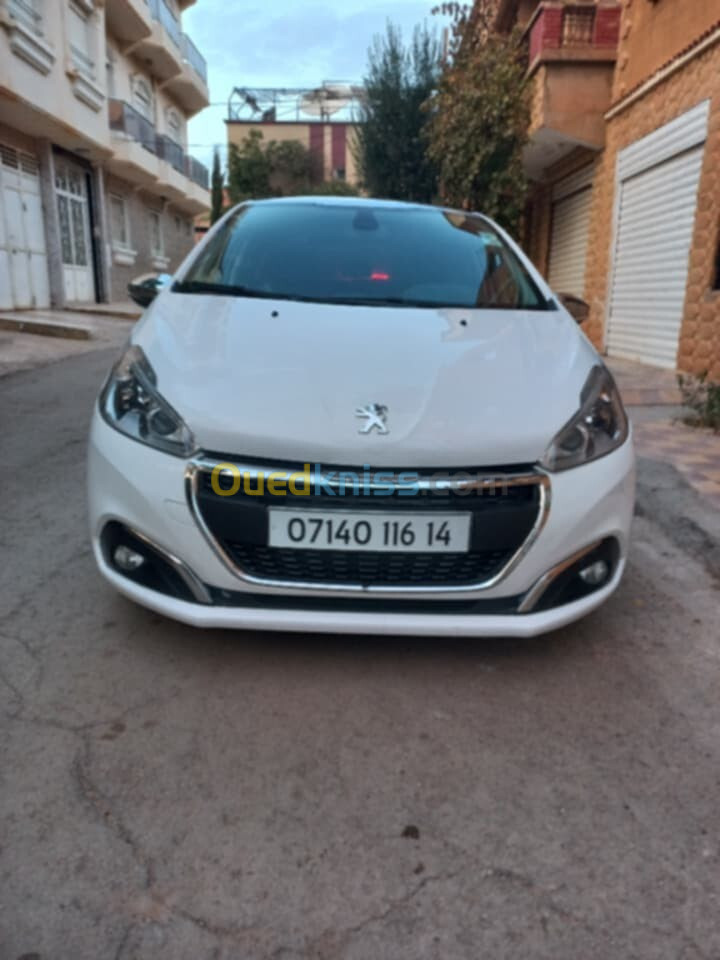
left=522, top=2, right=621, bottom=177
left=108, top=99, right=160, bottom=186
left=186, top=155, right=209, bottom=190
left=164, top=32, right=209, bottom=113
left=108, top=100, right=209, bottom=212
left=105, top=0, right=152, bottom=46
left=133, top=0, right=183, bottom=81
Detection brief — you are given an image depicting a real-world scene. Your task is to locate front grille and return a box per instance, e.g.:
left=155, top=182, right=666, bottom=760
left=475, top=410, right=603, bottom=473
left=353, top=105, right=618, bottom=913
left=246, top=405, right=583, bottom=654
left=191, top=458, right=545, bottom=590
left=226, top=543, right=513, bottom=587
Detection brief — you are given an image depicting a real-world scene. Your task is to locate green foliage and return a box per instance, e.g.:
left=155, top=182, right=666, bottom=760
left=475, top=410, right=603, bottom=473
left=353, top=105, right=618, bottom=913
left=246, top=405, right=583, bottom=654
left=266, top=139, right=313, bottom=195
left=355, top=22, right=442, bottom=202
left=210, top=147, right=224, bottom=224
left=227, top=130, right=272, bottom=203
left=307, top=180, right=360, bottom=197
left=227, top=131, right=318, bottom=202
left=678, top=372, right=720, bottom=431
left=426, top=2, right=530, bottom=232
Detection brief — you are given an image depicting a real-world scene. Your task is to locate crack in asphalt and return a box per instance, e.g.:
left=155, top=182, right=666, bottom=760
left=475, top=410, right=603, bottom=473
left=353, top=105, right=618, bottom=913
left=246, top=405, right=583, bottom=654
left=72, top=729, right=157, bottom=891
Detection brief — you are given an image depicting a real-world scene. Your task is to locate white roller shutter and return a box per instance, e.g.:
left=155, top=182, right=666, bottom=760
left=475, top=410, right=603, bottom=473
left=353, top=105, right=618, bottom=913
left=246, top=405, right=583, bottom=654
left=606, top=101, right=709, bottom=369
left=547, top=187, right=592, bottom=297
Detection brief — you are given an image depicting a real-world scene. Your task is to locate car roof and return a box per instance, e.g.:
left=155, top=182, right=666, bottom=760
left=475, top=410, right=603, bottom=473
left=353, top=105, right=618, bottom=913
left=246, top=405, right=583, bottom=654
left=247, top=196, right=483, bottom=217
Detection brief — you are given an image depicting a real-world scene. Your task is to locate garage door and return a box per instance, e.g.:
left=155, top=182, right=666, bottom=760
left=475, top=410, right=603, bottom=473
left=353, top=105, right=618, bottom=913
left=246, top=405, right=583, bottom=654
left=606, top=102, right=709, bottom=368
left=547, top=163, right=596, bottom=299
left=548, top=188, right=592, bottom=297
left=0, top=144, right=50, bottom=310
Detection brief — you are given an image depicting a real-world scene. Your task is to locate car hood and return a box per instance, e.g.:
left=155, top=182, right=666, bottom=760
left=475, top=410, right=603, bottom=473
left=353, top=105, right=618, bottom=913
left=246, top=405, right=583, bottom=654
left=133, top=292, right=599, bottom=468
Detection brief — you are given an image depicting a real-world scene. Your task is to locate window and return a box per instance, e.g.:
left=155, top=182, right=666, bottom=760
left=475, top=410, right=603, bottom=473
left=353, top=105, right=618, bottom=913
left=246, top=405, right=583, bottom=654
left=180, top=203, right=549, bottom=310
left=8, top=0, right=43, bottom=35
left=149, top=211, right=164, bottom=256
left=68, top=1, right=96, bottom=78
left=714, top=224, right=720, bottom=291
left=133, top=77, right=153, bottom=121
left=109, top=195, right=130, bottom=250
left=166, top=108, right=183, bottom=145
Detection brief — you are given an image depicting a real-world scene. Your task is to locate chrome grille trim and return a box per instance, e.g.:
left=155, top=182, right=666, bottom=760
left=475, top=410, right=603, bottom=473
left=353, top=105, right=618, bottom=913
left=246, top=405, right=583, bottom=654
left=185, top=457, right=552, bottom=599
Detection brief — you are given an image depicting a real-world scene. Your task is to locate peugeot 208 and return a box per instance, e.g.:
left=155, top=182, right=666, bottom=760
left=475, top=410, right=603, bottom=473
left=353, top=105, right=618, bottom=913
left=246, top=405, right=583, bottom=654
left=88, top=198, right=634, bottom=637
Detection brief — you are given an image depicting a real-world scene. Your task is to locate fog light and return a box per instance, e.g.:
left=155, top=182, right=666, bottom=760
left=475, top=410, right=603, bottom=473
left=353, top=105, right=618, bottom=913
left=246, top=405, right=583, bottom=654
left=114, top=544, right=145, bottom=572
left=578, top=560, right=609, bottom=587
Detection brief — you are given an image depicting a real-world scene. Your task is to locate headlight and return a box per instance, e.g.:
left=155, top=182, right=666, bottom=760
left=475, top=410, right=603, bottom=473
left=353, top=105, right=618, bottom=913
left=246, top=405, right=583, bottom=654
left=541, top=365, right=629, bottom=472
left=100, top=345, right=196, bottom=457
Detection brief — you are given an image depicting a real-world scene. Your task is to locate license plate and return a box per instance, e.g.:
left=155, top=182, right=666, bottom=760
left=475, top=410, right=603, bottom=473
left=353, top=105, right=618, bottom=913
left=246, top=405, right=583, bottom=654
left=268, top=509, right=471, bottom=553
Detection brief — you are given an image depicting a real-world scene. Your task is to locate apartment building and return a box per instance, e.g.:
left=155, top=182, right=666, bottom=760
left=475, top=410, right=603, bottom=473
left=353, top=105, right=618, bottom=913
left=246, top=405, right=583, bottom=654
left=0, top=0, right=210, bottom=309
left=496, top=0, right=720, bottom=375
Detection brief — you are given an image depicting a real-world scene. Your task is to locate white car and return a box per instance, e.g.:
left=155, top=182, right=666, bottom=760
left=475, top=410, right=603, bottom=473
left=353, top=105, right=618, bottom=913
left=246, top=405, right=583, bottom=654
left=88, top=197, right=634, bottom=637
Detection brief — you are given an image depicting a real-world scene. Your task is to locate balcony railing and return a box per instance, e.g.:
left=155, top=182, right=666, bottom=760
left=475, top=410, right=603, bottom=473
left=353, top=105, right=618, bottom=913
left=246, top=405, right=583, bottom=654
left=181, top=32, right=207, bottom=84
left=109, top=100, right=209, bottom=189
left=185, top=155, right=209, bottom=190
left=157, top=133, right=185, bottom=173
left=527, top=3, right=621, bottom=67
left=7, top=0, right=42, bottom=34
left=109, top=99, right=158, bottom=154
left=146, top=0, right=182, bottom=48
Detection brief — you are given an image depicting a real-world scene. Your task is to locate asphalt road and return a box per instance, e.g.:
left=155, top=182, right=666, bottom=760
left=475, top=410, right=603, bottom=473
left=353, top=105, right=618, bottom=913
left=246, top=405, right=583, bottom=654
left=1, top=349, right=719, bottom=960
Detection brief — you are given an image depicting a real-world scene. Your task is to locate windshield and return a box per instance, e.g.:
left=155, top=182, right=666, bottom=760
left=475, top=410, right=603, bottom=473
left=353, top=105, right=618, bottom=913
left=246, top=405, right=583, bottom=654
left=177, top=202, right=549, bottom=310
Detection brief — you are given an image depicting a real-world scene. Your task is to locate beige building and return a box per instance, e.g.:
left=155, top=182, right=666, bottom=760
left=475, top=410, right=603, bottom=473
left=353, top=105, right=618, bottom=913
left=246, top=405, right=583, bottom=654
left=496, top=0, right=720, bottom=376
left=227, top=120, right=361, bottom=188
left=226, top=85, right=363, bottom=189
left=0, top=0, right=210, bottom=308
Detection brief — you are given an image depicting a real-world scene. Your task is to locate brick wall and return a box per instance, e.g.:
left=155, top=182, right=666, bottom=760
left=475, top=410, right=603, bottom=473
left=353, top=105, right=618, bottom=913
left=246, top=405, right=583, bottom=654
left=105, top=174, right=195, bottom=301
left=582, top=41, right=720, bottom=377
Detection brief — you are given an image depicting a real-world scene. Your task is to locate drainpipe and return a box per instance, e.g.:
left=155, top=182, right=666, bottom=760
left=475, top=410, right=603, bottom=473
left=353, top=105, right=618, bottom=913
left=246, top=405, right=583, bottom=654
left=36, top=140, right=66, bottom=310
left=90, top=164, right=111, bottom=303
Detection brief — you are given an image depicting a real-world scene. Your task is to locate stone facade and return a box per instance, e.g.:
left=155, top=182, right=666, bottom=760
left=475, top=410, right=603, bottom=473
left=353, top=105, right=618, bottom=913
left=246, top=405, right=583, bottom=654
left=517, top=0, right=720, bottom=376
left=582, top=40, right=720, bottom=377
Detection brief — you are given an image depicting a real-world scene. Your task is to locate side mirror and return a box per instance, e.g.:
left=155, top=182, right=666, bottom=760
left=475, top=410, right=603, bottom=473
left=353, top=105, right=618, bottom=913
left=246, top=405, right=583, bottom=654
left=557, top=292, right=590, bottom=325
left=127, top=273, right=173, bottom=308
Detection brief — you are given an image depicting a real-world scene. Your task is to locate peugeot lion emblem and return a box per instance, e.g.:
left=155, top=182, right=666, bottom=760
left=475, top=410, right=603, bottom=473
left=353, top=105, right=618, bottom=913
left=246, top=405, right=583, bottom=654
left=356, top=403, right=389, bottom=435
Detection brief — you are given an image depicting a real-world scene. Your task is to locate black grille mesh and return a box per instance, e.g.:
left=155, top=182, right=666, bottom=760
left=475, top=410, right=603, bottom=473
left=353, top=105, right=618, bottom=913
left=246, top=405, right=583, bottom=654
left=226, top=543, right=513, bottom=587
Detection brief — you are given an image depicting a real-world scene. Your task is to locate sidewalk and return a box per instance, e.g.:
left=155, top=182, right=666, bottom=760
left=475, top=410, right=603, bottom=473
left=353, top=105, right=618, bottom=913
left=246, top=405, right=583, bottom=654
left=0, top=307, right=130, bottom=377
left=607, top=357, right=720, bottom=511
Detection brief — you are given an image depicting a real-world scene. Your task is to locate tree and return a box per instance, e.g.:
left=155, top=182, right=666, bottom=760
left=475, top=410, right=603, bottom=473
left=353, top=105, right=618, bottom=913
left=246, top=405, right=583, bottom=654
left=227, top=130, right=272, bottom=203
left=227, top=131, right=315, bottom=202
left=210, top=147, right=224, bottom=224
left=425, top=2, right=530, bottom=233
left=266, top=140, right=312, bottom=195
left=355, top=22, right=442, bottom=202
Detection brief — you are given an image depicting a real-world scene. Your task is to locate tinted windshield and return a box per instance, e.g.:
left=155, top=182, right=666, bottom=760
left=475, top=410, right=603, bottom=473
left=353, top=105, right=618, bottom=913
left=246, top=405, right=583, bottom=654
left=178, top=202, right=549, bottom=309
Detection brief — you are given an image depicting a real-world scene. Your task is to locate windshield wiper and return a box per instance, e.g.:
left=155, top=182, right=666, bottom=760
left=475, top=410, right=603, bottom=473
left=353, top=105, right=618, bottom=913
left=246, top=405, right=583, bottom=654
left=172, top=280, right=276, bottom=298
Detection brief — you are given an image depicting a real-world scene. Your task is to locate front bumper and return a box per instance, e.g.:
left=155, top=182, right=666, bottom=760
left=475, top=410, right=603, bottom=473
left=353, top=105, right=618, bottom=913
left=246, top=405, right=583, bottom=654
left=88, top=410, right=635, bottom=637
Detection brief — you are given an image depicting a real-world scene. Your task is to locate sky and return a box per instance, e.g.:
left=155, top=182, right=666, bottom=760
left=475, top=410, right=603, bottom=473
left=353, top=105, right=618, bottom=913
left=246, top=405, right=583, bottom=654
left=183, top=0, right=445, bottom=172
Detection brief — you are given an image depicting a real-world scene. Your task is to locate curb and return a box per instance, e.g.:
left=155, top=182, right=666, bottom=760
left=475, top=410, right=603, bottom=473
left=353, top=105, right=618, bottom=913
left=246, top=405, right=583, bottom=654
left=65, top=305, right=140, bottom=322
left=636, top=456, right=720, bottom=582
left=0, top=315, right=91, bottom=341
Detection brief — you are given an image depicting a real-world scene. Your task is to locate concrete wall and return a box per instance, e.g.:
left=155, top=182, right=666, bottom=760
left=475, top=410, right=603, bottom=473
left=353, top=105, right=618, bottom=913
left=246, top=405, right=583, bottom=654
left=104, top=173, right=195, bottom=301
left=529, top=61, right=616, bottom=148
